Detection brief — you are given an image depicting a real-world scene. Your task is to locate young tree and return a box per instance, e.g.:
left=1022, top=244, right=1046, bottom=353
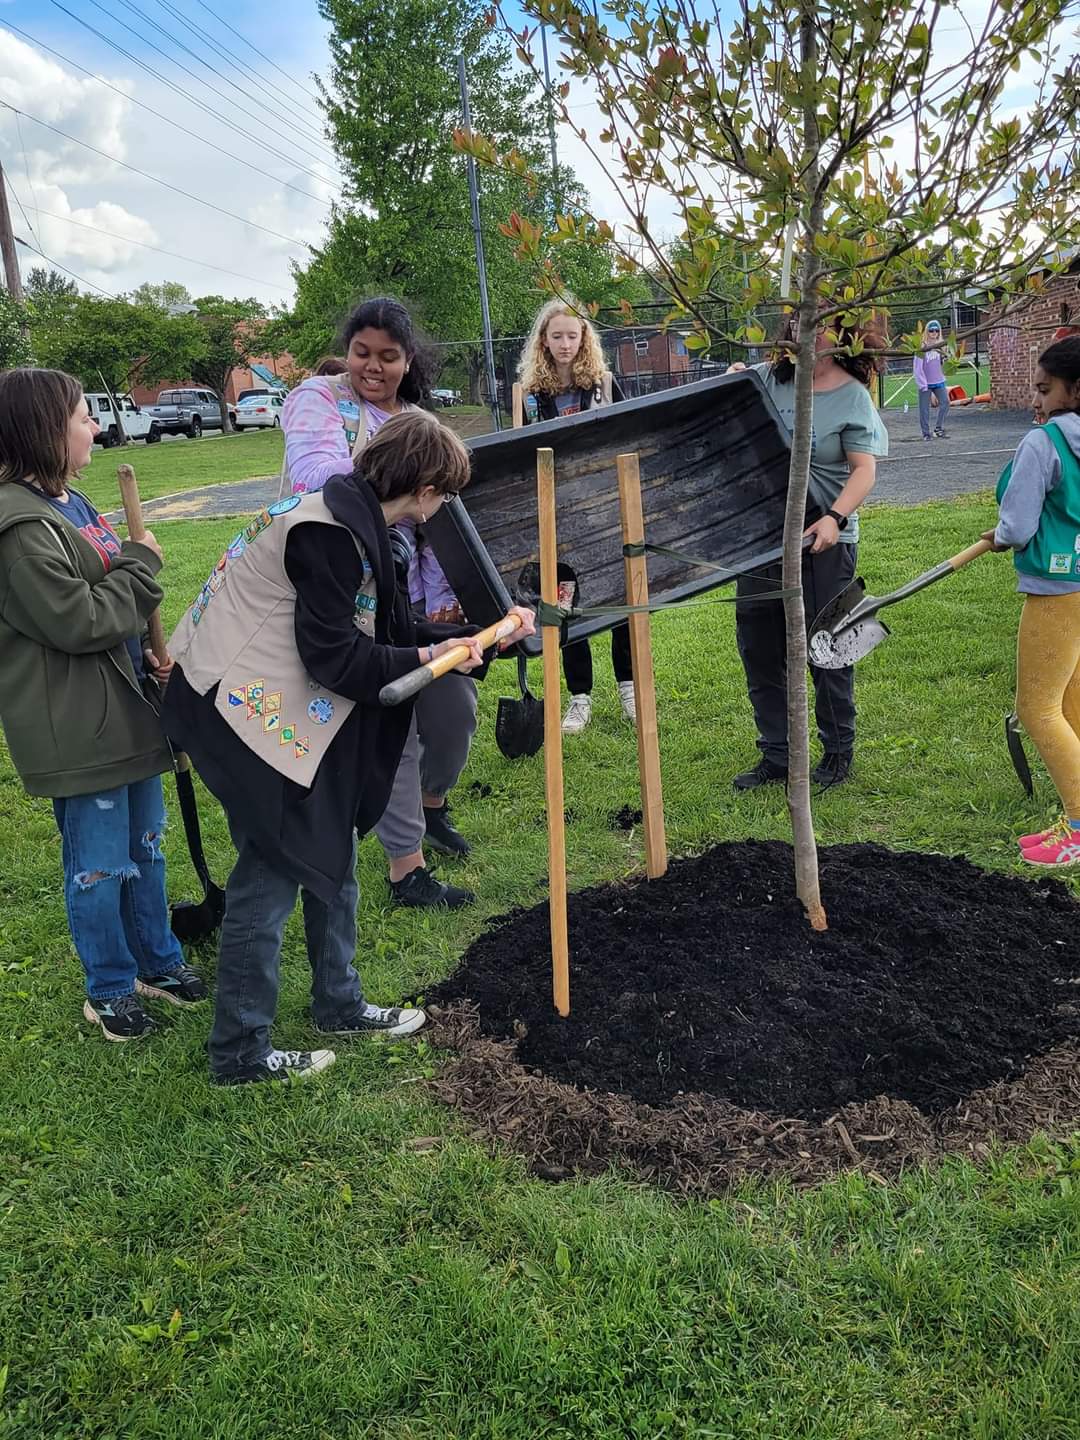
left=183, top=296, right=267, bottom=433
left=463, top=0, right=1080, bottom=926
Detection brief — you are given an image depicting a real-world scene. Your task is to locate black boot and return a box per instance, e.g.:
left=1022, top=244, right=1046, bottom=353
left=423, top=802, right=470, bottom=857
left=812, top=752, right=853, bottom=789
left=733, top=758, right=787, bottom=791
left=389, top=867, right=475, bottom=909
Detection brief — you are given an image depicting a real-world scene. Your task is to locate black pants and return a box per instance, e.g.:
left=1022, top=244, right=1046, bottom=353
left=735, top=544, right=857, bottom=765
left=562, top=621, right=633, bottom=695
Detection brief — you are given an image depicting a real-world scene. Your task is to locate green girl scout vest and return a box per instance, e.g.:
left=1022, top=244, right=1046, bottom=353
left=996, top=422, right=1080, bottom=581
left=168, top=493, right=378, bottom=788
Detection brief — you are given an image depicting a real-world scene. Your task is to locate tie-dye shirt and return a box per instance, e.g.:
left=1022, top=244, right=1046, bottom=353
left=281, top=377, right=457, bottom=613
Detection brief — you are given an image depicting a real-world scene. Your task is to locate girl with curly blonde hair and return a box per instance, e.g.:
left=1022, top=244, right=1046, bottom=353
left=518, top=297, right=633, bottom=732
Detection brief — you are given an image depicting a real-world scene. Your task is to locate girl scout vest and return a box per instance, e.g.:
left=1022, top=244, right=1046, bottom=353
left=168, top=493, right=378, bottom=789
left=996, top=422, right=1080, bottom=581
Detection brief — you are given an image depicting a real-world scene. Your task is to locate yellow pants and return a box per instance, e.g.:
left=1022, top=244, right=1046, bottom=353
left=1016, top=591, right=1080, bottom=819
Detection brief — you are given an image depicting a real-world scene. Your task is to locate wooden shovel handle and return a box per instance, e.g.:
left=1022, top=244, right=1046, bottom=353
left=379, top=612, right=524, bottom=706
left=947, top=537, right=994, bottom=571
left=117, top=463, right=168, bottom=664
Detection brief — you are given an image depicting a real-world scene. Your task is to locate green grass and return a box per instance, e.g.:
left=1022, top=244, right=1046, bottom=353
left=882, top=363, right=989, bottom=408
left=80, top=429, right=284, bottom=513
left=1, top=496, right=1078, bottom=1438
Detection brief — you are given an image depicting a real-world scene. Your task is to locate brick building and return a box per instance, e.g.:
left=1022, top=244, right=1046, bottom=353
left=987, top=263, right=1080, bottom=409
left=129, top=352, right=296, bottom=408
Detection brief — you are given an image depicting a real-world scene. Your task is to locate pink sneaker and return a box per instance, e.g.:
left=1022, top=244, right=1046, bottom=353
left=1017, top=825, right=1056, bottom=849
left=1020, top=821, right=1080, bottom=867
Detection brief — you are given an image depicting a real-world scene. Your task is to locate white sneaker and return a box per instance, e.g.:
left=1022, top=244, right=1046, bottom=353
left=561, top=694, right=592, bottom=734
left=617, top=680, right=637, bottom=723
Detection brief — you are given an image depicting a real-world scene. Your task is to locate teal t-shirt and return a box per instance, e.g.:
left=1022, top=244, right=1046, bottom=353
left=754, top=366, right=889, bottom=544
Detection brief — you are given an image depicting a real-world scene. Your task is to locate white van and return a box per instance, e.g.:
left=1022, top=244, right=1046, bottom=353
left=85, top=393, right=162, bottom=448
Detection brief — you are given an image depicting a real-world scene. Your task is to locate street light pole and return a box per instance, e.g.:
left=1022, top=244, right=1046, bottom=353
left=458, top=55, right=502, bottom=433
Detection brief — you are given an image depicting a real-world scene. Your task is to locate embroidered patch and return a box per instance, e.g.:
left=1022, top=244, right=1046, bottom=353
left=248, top=681, right=265, bottom=699
left=247, top=698, right=264, bottom=718
left=1049, top=553, right=1072, bottom=574
left=308, top=697, right=334, bottom=725
left=279, top=724, right=296, bottom=745
left=355, top=592, right=377, bottom=613
left=294, top=736, right=310, bottom=759
left=208, top=571, right=226, bottom=595
left=227, top=687, right=247, bottom=707
left=227, top=535, right=247, bottom=560
left=265, top=692, right=282, bottom=714
left=243, top=510, right=273, bottom=544
left=268, top=496, right=301, bottom=516
left=263, top=713, right=281, bottom=732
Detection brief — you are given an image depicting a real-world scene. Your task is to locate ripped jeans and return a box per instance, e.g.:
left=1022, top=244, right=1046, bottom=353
left=52, top=776, right=185, bottom=1001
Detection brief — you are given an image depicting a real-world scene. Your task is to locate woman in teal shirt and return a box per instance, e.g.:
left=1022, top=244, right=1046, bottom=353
left=730, top=318, right=888, bottom=790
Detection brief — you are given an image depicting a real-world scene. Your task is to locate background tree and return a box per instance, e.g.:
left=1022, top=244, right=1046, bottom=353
left=28, top=293, right=187, bottom=396
left=127, top=280, right=194, bottom=312
left=464, top=0, right=1080, bottom=926
left=276, top=0, right=639, bottom=397
left=181, top=296, right=267, bottom=433
left=0, top=289, right=33, bottom=370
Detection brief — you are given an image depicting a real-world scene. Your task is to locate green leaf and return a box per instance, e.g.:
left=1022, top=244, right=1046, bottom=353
left=554, top=1240, right=572, bottom=1277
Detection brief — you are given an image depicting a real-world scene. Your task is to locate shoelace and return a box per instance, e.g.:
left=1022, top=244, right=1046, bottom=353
left=363, top=1005, right=397, bottom=1024
left=265, top=1050, right=305, bottom=1071
left=110, top=992, right=146, bottom=1018
left=1044, top=816, right=1079, bottom=846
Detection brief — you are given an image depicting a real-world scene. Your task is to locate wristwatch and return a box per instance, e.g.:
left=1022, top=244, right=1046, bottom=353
left=825, top=508, right=849, bottom=530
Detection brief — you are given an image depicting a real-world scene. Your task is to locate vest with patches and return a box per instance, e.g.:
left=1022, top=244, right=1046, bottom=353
left=168, top=493, right=378, bottom=788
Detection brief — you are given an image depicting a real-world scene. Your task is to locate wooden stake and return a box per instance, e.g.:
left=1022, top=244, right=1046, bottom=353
left=117, top=463, right=168, bottom=664
left=512, top=382, right=524, bottom=429
left=617, top=451, right=668, bottom=879
left=537, top=446, right=570, bottom=1017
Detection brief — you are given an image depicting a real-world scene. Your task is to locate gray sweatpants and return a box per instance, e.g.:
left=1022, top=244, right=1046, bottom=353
left=374, top=673, right=478, bottom=859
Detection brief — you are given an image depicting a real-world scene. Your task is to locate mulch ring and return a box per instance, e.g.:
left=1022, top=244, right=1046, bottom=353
left=424, top=841, right=1080, bottom=1195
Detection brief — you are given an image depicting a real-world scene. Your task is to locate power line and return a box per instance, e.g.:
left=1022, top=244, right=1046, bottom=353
left=14, top=234, right=120, bottom=298
left=189, top=0, right=325, bottom=109
left=8, top=17, right=336, bottom=211
left=40, top=1, right=339, bottom=182
left=151, top=0, right=328, bottom=134
left=5, top=188, right=294, bottom=294
left=90, top=0, right=337, bottom=160
left=1, top=104, right=316, bottom=250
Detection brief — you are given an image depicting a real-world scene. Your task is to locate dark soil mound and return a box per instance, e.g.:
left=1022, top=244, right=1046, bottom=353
left=428, top=842, right=1080, bottom=1120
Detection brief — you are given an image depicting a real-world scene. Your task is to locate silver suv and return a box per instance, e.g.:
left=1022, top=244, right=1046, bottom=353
left=147, top=388, right=224, bottom=439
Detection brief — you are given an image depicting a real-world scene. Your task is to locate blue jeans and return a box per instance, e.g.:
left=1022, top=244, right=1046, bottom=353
left=209, top=824, right=366, bottom=1076
left=918, top=383, right=950, bottom=436
left=53, top=776, right=185, bottom=1001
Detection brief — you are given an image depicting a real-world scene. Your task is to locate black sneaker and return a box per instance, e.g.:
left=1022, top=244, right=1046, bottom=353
left=389, top=867, right=475, bottom=909
left=83, top=993, right=158, bottom=1042
left=316, top=1004, right=427, bottom=1038
left=733, top=758, right=787, bottom=791
left=136, top=964, right=209, bottom=1007
left=423, top=803, right=471, bottom=857
left=812, top=752, right=853, bottom=789
left=213, top=1049, right=336, bottom=1086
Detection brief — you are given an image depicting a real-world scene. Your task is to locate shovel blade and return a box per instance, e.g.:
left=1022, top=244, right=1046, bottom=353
left=809, top=577, right=868, bottom=637
left=809, top=616, right=890, bottom=668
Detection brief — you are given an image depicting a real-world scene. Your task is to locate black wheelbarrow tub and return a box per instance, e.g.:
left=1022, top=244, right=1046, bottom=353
left=424, top=369, right=814, bottom=656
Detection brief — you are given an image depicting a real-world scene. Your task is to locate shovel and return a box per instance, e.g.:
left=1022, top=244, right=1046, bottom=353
left=117, top=464, right=226, bottom=943
left=1005, top=711, right=1035, bottom=798
left=378, top=611, right=526, bottom=706
left=808, top=537, right=993, bottom=669
left=496, top=653, right=545, bottom=759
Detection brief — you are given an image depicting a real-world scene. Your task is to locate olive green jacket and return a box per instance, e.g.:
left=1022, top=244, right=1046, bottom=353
left=0, top=482, right=172, bottom=797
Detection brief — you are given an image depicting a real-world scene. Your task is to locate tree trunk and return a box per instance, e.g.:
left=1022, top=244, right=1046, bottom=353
left=784, top=4, right=827, bottom=932
left=213, top=387, right=232, bottom=434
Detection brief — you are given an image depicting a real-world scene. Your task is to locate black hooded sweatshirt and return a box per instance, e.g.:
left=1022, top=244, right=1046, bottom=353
left=163, top=473, right=457, bottom=902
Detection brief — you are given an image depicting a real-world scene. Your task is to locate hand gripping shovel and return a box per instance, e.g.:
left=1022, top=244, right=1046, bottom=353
left=117, top=464, right=226, bottom=943
left=808, top=537, right=994, bottom=669
left=378, top=612, right=525, bottom=706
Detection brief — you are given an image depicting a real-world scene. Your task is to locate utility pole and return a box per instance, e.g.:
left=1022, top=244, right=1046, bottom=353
left=458, top=55, right=501, bottom=433
left=0, top=159, right=26, bottom=302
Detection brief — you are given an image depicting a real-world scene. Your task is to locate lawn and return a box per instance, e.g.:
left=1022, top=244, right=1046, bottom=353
left=881, top=363, right=990, bottom=408
left=0, top=496, right=1078, bottom=1439
left=81, top=428, right=285, bottom=513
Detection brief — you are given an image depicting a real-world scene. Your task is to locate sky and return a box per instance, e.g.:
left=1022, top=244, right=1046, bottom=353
left=0, top=0, right=1069, bottom=310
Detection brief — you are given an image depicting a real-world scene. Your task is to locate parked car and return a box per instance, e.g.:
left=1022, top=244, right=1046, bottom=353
left=146, top=388, right=224, bottom=439
left=236, top=386, right=285, bottom=405
left=86, top=392, right=161, bottom=447
left=234, top=393, right=285, bottom=430
left=430, top=387, right=462, bottom=407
